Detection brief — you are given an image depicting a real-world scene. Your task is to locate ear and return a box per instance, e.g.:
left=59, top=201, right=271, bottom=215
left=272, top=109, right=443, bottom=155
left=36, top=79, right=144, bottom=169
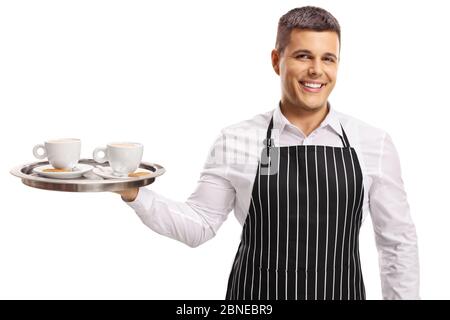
left=271, top=49, right=280, bottom=75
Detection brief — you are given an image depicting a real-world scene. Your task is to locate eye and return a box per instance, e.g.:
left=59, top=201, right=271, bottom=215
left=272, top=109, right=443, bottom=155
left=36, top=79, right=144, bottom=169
left=295, top=54, right=311, bottom=60
left=323, top=56, right=335, bottom=63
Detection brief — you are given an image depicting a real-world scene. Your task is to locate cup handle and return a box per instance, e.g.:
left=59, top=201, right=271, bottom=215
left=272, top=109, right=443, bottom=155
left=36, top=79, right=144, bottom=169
left=93, top=147, right=108, bottom=163
left=32, top=144, right=47, bottom=160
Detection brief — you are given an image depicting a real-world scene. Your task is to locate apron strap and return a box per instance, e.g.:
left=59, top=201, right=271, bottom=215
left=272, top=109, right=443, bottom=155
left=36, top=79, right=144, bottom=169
left=339, top=123, right=351, bottom=148
left=263, top=117, right=274, bottom=158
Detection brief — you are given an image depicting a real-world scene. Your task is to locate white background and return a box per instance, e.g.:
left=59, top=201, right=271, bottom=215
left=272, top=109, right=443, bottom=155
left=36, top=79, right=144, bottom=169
left=1, top=0, right=449, bottom=300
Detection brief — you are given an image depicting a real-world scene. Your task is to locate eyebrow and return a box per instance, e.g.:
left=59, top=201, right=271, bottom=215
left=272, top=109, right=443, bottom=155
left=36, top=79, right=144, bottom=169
left=291, top=49, right=338, bottom=60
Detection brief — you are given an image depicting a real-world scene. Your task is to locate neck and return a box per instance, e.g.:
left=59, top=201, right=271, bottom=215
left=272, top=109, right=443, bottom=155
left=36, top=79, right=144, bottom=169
left=280, top=99, right=329, bottom=137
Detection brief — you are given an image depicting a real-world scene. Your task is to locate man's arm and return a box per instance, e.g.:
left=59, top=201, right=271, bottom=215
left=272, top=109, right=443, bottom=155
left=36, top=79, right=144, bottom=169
left=117, top=133, right=236, bottom=248
left=369, top=132, right=420, bottom=299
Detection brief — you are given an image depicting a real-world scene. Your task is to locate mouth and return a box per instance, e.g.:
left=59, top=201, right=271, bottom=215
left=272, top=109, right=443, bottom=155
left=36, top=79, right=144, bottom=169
left=299, top=81, right=327, bottom=93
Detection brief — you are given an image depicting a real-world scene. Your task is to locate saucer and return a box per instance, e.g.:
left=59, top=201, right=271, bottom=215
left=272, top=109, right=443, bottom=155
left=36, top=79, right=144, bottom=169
left=33, top=164, right=94, bottom=179
left=92, top=166, right=154, bottom=180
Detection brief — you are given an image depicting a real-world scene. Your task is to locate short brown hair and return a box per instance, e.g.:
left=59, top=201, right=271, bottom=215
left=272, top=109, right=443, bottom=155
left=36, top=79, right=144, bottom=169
left=275, top=6, right=341, bottom=54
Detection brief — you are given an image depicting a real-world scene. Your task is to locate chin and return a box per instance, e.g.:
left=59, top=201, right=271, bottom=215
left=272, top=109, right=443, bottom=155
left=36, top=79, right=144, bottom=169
left=298, top=99, right=326, bottom=110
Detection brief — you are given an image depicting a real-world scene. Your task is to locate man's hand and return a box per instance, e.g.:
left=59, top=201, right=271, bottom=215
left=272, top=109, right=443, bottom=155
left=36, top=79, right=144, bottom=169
left=114, top=188, right=139, bottom=202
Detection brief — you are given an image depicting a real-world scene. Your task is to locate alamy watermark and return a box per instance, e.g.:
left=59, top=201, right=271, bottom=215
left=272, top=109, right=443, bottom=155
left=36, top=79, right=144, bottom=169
left=205, top=128, right=280, bottom=175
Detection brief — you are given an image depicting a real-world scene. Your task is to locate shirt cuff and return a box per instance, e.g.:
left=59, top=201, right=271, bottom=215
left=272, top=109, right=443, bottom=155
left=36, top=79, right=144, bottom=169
left=124, top=187, right=155, bottom=214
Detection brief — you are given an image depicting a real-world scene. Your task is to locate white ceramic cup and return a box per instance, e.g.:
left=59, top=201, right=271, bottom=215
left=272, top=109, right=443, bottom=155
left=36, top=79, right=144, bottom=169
left=93, top=142, right=143, bottom=177
left=32, top=138, right=81, bottom=169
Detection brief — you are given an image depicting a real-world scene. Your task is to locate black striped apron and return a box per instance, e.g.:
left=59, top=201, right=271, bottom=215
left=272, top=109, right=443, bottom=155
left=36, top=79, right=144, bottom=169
left=226, top=115, right=366, bottom=300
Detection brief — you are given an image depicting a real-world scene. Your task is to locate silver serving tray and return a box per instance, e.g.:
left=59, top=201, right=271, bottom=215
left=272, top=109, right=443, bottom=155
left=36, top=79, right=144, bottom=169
left=10, top=159, right=165, bottom=192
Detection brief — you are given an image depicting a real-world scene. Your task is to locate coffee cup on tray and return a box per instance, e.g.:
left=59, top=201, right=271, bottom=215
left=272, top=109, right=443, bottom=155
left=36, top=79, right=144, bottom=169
left=93, top=142, right=143, bottom=177
left=32, top=138, right=81, bottom=171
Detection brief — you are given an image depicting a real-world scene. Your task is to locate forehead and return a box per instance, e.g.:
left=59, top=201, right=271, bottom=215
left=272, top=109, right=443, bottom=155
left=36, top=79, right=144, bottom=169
left=284, top=29, right=340, bottom=55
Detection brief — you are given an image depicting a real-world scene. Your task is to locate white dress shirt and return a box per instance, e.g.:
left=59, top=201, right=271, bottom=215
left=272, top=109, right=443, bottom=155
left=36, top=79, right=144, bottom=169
left=126, top=104, right=420, bottom=300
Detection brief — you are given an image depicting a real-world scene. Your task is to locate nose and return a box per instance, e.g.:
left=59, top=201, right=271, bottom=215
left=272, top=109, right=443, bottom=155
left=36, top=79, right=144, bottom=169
left=308, top=59, right=323, bottom=77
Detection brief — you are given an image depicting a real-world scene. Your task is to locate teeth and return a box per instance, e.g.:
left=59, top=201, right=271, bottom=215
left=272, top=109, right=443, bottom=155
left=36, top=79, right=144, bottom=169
left=303, top=82, right=322, bottom=88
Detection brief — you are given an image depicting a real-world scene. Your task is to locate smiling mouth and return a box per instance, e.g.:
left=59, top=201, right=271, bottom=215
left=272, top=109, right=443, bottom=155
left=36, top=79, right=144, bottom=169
left=299, top=81, right=326, bottom=92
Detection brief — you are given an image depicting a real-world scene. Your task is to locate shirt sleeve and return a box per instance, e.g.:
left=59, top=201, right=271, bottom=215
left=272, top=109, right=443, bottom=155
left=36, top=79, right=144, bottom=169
left=125, top=133, right=236, bottom=248
left=368, top=132, right=420, bottom=299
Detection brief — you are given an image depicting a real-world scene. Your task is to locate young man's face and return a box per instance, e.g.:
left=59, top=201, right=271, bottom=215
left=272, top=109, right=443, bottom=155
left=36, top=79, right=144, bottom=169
left=272, top=29, right=340, bottom=112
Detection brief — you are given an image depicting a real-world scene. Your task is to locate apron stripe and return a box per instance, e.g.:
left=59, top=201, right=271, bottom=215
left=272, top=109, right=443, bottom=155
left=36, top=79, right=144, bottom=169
left=348, top=148, right=358, bottom=299
left=331, top=147, right=339, bottom=299
left=250, top=198, right=257, bottom=299
left=316, top=146, right=327, bottom=299
left=236, top=201, right=248, bottom=299
left=265, top=150, right=271, bottom=299
left=241, top=201, right=249, bottom=299
left=355, top=166, right=366, bottom=299
left=323, top=146, right=330, bottom=299
left=283, top=148, right=290, bottom=300
left=274, top=146, right=280, bottom=300
left=305, top=145, right=310, bottom=299
left=325, top=146, right=337, bottom=299
left=242, top=198, right=253, bottom=299
left=258, top=161, right=265, bottom=300
left=314, top=146, right=319, bottom=299
left=341, top=148, right=351, bottom=299
left=298, top=146, right=308, bottom=299
left=295, top=147, right=300, bottom=300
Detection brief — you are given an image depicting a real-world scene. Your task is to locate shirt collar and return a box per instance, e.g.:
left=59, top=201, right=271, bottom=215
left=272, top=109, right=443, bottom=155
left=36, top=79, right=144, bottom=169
left=272, top=101, right=342, bottom=137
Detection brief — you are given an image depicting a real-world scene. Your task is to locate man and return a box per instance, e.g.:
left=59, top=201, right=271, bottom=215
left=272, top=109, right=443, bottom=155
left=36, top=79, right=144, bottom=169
left=118, top=6, right=419, bottom=300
